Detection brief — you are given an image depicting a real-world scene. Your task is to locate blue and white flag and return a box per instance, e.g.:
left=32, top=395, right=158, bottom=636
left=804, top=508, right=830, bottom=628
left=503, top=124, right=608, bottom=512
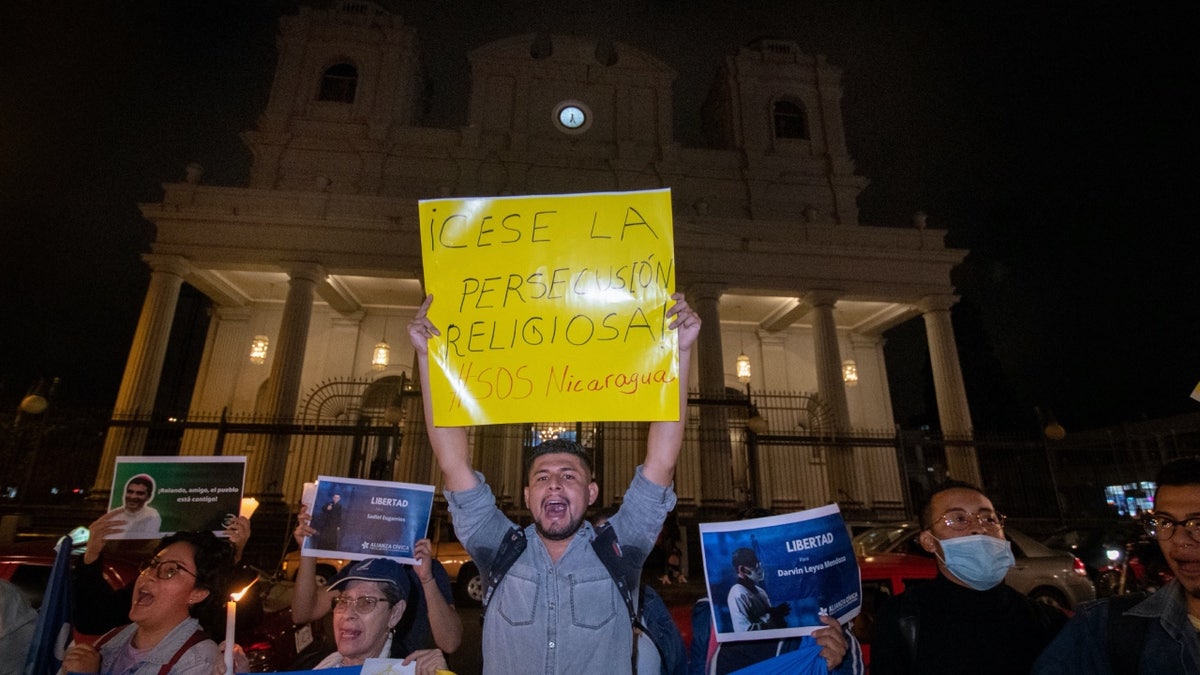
left=23, top=535, right=73, bottom=675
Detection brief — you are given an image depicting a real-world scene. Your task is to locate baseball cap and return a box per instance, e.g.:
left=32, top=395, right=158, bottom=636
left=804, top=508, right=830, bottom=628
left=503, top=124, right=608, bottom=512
left=326, top=557, right=410, bottom=596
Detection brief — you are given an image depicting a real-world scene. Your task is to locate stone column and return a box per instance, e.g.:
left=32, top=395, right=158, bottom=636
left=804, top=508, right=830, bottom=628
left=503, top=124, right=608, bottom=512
left=758, top=330, right=788, bottom=392
left=688, top=283, right=727, bottom=395
left=189, top=307, right=250, bottom=415
left=247, top=263, right=323, bottom=499
left=805, top=291, right=850, bottom=430
left=92, top=255, right=190, bottom=495
left=179, top=307, right=250, bottom=456
left=686, top=283, right=736, bottom=509
left=804, top=290, right=856, bottom=505
left=919, top=294, right=980, bottom=485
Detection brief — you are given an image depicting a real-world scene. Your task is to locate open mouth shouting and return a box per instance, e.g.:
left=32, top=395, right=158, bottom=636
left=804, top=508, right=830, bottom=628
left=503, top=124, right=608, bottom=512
left=537, top=497, right=581, bottom=540
left=336, top=622, right=365, bottom=647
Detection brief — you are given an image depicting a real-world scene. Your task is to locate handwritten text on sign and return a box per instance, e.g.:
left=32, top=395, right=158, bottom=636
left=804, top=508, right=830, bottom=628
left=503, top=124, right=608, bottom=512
left=418, top=189, right=677, bottom=426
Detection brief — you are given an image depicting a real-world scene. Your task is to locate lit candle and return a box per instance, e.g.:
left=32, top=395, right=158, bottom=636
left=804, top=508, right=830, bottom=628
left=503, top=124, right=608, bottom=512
left=223, top=597, right=236, bottom=674
left=224, top=583, right=255, bottom=674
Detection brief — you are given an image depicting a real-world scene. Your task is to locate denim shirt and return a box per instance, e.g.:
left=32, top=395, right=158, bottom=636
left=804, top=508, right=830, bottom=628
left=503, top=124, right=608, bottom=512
left=1032, top=579, right=1200, bottom=674
left=447, top=467, right=676, bottom=675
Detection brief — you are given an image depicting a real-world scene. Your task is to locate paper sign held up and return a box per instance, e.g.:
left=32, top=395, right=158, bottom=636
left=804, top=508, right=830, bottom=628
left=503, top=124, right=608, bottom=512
left=419, top=188, right=679, bottom=426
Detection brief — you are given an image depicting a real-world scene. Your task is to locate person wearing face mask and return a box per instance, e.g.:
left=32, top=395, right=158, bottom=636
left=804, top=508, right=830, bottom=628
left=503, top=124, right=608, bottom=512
left=868, top=480, right=1067, bottom=675
left=728, top=548, right=791, bottom=632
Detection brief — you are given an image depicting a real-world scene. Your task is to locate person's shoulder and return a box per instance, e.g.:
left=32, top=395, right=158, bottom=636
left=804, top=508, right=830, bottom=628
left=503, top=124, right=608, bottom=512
left=184, top=636, right=220, bottom=657
left=1066, top=595, right=1118, bottom=621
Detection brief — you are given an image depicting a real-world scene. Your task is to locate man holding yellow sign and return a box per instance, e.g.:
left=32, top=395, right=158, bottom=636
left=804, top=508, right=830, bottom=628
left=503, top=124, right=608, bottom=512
left=408, top=287, right=698, bottom=675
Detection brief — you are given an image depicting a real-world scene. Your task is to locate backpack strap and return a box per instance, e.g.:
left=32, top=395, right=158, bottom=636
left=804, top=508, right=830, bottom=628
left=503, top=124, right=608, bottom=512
left=1106, top=592, right=1151, bottom=675
left=480, top=526, right=527, bottom=619
left=92, top=624, right=128, bottom=650
left=591, top=522, right=642, bottom=673
left=158, top=629, right=209, bottom=675
left=591, top=523, right=640, bottom=625
left=91, top=625, right=208, bottom=675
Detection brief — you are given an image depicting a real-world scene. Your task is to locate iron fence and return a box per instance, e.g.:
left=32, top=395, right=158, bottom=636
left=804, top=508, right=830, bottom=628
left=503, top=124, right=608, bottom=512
left=4, top=392, right=1200, bottom=534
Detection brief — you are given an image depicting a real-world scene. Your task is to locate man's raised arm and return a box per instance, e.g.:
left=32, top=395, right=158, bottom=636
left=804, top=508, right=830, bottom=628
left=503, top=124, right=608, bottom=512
left=408, top=294, right=480, bottom=492
left=643, top=292, right=700, bottom=487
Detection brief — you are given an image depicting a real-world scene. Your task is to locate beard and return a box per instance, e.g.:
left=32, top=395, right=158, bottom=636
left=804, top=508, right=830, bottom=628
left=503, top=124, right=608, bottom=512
left=535, top=513, right=586, bottom=541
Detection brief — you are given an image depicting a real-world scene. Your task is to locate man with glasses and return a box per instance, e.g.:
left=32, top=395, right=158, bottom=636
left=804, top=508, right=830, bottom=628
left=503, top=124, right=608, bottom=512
left=870, top=480, right=1067, bottom=674
left=1033, top=457, right=1200, bottom=673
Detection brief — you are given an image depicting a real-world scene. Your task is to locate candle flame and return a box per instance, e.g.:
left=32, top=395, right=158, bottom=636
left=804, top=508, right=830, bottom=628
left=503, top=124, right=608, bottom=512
left=230, top=579, right=257, bottom=602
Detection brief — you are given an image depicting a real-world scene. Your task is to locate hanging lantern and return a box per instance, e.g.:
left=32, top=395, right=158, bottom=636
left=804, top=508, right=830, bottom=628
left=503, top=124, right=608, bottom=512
left=736, top=353, right=752, bottom=384
left=249, top=335, right=269, bottom=365
left=371, top=340, right=391, bottom=370
left=842, top=360, right=858, bottom=386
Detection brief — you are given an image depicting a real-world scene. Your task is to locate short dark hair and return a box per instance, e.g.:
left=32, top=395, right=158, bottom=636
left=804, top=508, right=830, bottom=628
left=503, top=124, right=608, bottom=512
left=525, top=439, right=594, bottom=478
left=156, top=530, right=235, bottom=619
left=731, top=547, right=758, bottom=570
left=127, top=474, right=154, bottom=494
left=1155, top=457, right=1200, bottom=491
left=918, top=479, right=986, bottom=529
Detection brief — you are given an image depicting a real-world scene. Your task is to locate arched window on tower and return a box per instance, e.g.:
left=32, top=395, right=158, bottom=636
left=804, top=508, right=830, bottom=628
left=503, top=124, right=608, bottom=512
left=318, top=63, right=358, bottom=103
left=772, top=100, right=808, bottom=140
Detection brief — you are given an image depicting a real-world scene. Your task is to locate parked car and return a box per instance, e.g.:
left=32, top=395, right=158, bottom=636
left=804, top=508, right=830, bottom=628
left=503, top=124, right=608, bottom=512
left=0, top=536, right=139, bottom=610
left=0, top=536, right=330, bottom=671
left=1041, top=521, right=1172, bottom=596
left=852, top=522, right=1095, bottom=610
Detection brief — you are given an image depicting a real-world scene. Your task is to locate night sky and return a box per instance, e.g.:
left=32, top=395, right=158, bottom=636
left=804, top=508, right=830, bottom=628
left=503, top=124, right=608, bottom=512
left=2, top=1, right=1197, bottom=434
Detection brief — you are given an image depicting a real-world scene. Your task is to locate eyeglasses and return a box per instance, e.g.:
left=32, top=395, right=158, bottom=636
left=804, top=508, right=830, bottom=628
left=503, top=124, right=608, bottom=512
left=1142, top=514, right=1200, bottom=541
left=139, top=558, right=196, bottom=580
left=332, top=595, right=388, bottom=614
left=935, top=509, right=1006, bottom=532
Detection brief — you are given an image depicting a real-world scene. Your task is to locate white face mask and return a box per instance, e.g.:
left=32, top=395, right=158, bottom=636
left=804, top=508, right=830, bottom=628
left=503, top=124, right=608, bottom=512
left=934, top=534, right=1015, bottom=591
left=742, top=564, right=765, bottom=583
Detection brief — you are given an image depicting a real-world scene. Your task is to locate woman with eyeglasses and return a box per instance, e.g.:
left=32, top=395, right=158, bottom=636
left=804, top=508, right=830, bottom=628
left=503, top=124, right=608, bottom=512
left=60, top=531, right=234, bottom=675
left=221, top=557, right=451, bottom=675
left=316, top=558, right=449, bottom=673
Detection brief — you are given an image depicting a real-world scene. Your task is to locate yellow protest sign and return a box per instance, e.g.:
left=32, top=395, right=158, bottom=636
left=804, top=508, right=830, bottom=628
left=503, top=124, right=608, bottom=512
left=418, top=189, right=677, bottom=426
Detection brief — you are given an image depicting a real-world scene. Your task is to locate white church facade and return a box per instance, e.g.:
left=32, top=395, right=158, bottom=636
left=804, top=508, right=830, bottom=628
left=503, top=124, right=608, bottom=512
left=96, top=1, right=975, bottom=517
